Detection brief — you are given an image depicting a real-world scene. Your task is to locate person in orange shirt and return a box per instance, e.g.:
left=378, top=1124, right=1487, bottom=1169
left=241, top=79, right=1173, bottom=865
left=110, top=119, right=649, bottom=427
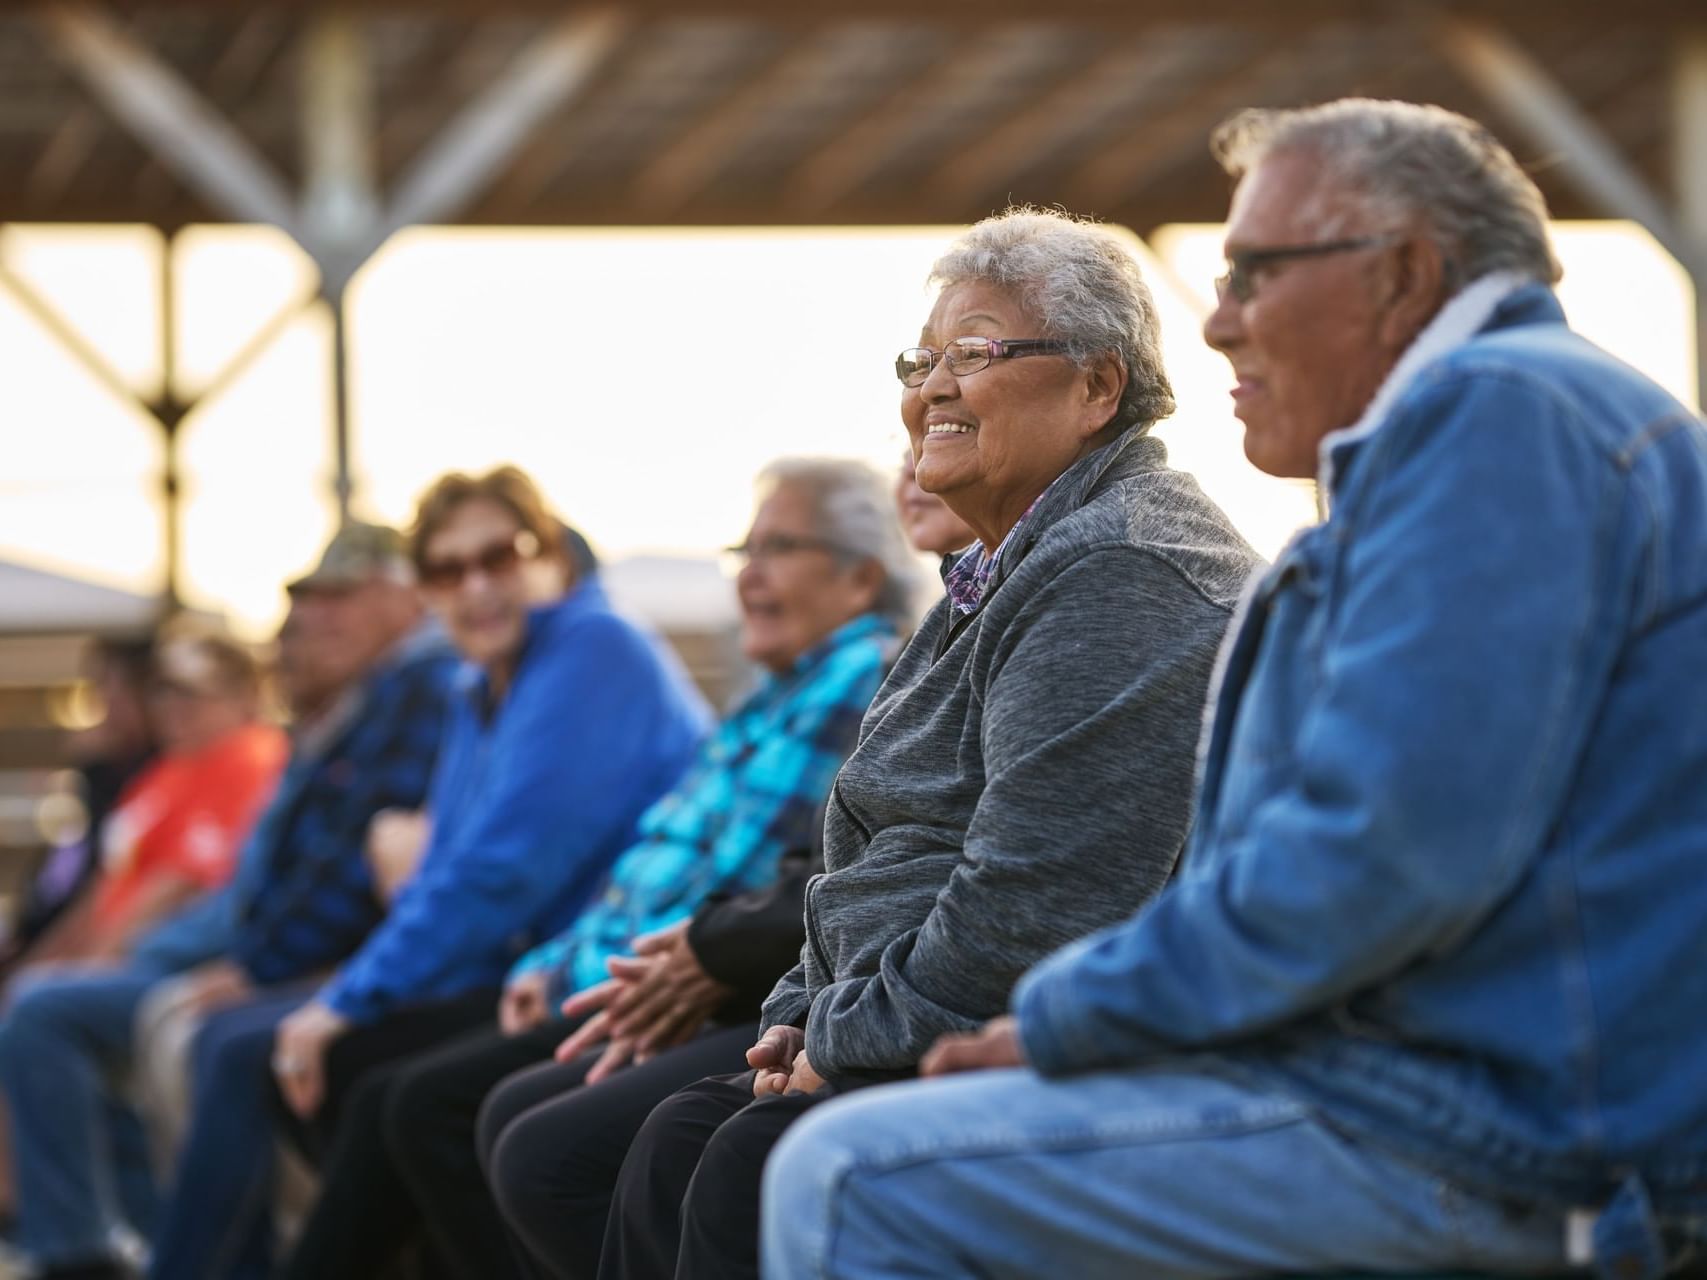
left=26, top=627, right=288, bottom=968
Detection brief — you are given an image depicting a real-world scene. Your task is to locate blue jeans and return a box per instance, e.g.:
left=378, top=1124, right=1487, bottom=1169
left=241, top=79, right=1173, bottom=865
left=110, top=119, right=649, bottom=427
left=0, top=964, right=168, bottom=1268
left=146, top=989, right=310, bottom=1280
left=762, top=1065, right=1577, bottom=1280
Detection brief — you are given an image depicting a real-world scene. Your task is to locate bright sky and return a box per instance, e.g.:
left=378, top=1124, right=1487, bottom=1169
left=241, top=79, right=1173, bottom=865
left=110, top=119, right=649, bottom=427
left=0, top=220, right=1696, bottom=638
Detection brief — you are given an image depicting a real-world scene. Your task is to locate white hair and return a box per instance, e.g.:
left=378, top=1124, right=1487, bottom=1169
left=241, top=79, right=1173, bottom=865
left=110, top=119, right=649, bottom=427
left=1211, top=98, right=1562, bottom=288
left=757, top=457, right=921, bottom=630
left=928, top=207, right=1176, bottom=436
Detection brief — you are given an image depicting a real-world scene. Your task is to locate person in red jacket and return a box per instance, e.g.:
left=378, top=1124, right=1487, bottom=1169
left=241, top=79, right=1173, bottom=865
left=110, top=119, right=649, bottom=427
left=26, top=625, right=288, bottom=967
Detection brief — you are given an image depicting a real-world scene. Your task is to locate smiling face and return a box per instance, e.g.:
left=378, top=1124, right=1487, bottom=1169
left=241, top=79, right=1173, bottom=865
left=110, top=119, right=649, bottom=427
left=1202, top=149, right=1417, bottom=479
left=419, top=497, right=549, bottom=672
left=902, top=280, right=1124, bottom=548
left=736, top=484, right=881, bottom=674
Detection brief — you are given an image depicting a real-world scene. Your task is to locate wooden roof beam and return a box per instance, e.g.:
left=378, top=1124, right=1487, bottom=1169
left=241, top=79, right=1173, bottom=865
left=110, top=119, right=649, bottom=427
left=37, top=3, right=307, bottom=239
left=1436, top=13, right=1707, bottom=280
left=783, top=26, right=1050, bottom=216
left=931, top=37, right=1183, bottom=210
left=24, top=104, right=101, bottom=205
left=629, top=30, right=844, bottom=218
left=1059, top=41, right=1309, bottom=218
left=371, top=8, right=626, bottom=246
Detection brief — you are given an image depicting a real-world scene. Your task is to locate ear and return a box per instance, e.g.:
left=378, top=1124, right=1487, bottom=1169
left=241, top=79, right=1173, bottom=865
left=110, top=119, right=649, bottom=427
left=1375, top=236, right=1449, bottom=350
left=1079, top=349, right=1128, bottom=438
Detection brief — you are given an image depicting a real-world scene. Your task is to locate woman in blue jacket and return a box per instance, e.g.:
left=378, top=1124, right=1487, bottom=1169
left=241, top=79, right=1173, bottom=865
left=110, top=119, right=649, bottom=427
left=144, top=466, right=712, bottom=1280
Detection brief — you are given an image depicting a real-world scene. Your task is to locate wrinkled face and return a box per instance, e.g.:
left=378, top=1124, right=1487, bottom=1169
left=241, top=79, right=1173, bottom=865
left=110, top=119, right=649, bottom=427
left=736, top=485, right=880, bottom=674
left=893, top=450, right=975, bottom=558
left=1203, top=150, right=1402, bottom=479
left=902, top=281, right=1108, bottom=543
left=419, top=498, right=544, bottom=670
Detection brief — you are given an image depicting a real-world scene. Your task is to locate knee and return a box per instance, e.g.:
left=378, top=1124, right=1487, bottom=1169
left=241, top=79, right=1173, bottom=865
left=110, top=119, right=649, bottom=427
left=475, top=1075, right=527, bottom=1176
left=764, top=1107, right=846, bottom=1229
left=0, top=976, right=76, bottom=1066
left=190, top=1017, right=272, bottom=1093
left=486, top=1114, right=554, bottom=1228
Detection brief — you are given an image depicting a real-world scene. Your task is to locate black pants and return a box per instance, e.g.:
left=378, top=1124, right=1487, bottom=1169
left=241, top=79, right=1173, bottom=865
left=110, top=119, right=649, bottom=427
left=273, top=987, right=502, bottom=1164
left=270, top=989, right=520, bottom=1280
left=599, top=1072, right=848, bottom=1280
left=480, top=1024, right=758, bottom=1280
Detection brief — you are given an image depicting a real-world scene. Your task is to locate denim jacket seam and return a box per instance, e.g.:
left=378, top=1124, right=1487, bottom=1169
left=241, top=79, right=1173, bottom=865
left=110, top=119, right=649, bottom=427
left=1614, top=410, right=1698, bottom=471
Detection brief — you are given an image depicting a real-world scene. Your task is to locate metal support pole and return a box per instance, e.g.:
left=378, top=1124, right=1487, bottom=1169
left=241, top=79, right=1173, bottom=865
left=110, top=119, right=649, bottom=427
left=328, top=287, right=353, bottom=524
left=1676, top=29, right=1707, bottom=411
left=156, top=227, right=185, bottom=612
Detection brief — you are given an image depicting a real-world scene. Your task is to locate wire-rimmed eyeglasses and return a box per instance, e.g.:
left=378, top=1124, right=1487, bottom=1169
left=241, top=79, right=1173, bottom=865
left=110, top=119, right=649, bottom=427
left=895, top=337, right=1071, bottom=387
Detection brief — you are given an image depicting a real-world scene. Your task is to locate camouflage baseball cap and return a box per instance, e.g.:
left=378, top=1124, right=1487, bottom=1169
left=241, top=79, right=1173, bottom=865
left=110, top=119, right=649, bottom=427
left=287, top=521, right=410, bottom=592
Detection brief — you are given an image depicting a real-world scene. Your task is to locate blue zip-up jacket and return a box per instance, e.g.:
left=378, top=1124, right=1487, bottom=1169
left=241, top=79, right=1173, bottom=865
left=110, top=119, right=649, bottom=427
left=321, top=576, right=711, bottom=1023
left=132, top=623, right=458, bottom=977
left=1015, top=280, right=1707, bottom=1263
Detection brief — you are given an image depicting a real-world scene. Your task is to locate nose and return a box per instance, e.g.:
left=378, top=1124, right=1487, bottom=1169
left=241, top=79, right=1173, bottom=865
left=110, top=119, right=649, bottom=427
left=917, top=351, right=960, bottom=402
left=1202, top=284, right=1243, bottom=355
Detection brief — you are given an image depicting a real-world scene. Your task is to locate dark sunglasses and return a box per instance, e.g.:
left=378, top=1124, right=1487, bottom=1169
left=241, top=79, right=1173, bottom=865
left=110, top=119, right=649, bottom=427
left=419, top=531, right=540, bottom=591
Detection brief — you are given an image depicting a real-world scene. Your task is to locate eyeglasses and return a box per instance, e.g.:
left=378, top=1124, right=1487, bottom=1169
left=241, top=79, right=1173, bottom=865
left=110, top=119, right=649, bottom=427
left=895, top=337, right=1071, bottom=387
left=722, top=533, right=846, bottom=570
left=418, top=530, right=540, bottom=591
left=1214, top=234, right=1399, bottom=303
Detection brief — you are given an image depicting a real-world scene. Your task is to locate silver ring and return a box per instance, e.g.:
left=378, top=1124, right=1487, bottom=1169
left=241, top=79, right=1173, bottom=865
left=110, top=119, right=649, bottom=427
left=272, top=1055, right=304, bottom=1076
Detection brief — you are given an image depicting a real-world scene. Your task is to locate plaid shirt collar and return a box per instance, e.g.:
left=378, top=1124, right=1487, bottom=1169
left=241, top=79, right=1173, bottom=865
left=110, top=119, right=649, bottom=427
left=942, top=481, right=1056, bottom=616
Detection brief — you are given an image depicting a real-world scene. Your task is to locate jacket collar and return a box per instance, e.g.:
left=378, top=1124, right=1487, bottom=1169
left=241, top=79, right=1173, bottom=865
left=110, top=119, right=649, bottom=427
left=1317, top=272, right=1556, bottom=497
left=978, top=424, right=1169, bottom=601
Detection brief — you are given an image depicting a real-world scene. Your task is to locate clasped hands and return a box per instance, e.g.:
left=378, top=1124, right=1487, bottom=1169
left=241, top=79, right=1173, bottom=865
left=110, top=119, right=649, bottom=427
left=745, top=1013, right=1028, bottom=1099
left=547, top=920, right=732, bottom=1085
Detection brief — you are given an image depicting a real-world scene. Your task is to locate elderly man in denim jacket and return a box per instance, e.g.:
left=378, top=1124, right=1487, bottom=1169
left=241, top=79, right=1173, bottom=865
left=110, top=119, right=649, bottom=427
left=762, top=98, right=1707, bottom=1280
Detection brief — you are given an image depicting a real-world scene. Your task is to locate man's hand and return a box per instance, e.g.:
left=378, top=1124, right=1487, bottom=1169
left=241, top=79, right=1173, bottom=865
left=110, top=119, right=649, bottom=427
left=365, top=809, right=430, bottom=905
left=272, top=1000, right=350, bottom=1118
left=498, top=971, right=552, bottom=1037
left=920, top=1016, right=1027, bottom=1078
left=176, top=960, right=254, bottom=1016
left=748, top=1025, right=807, bottom=1097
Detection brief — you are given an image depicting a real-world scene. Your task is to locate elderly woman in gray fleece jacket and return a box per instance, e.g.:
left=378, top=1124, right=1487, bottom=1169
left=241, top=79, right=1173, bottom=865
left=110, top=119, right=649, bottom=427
left=598, top=208, right=1265, bottom=1280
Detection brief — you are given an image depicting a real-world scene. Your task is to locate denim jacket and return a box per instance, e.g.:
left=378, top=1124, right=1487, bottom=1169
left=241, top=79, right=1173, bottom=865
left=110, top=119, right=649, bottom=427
left=1015, top=279, right=1707, bottom=1266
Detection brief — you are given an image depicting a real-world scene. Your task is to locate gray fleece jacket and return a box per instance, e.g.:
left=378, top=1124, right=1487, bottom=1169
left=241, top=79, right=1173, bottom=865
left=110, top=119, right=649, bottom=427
left=761, top=426, right=1265, bottom=1078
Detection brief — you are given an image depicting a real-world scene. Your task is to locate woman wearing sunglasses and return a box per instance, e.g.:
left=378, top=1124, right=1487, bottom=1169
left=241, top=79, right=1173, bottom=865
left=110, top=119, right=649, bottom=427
left=140, top=466, right=714, bottom=1280
left=262, top=458, right=912, bottom=1280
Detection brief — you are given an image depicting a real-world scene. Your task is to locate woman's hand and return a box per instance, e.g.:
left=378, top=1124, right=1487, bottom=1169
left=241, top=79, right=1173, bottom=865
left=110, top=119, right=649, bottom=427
left=272, top=1000, right=351, bottom=1118
left=747, top=1025, right=807, bottom=1097
left=603, top=922, right=732, bottom=1059
left=920, top=1015, right=1027, bottom=1077
left=498, top=970, right=552, bottom=1036
left=553, top=923, right=731, bottom=1084
left=785, top=1048, right=827, bottom=1094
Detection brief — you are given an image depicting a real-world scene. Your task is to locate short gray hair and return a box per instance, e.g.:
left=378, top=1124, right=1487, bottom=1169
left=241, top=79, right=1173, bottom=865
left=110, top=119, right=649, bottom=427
left=1211, top=98, right=1562, bottom=287
left=928, top=207, right=1176, bottom=435
left=757, top=457, right=921, bottom=631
